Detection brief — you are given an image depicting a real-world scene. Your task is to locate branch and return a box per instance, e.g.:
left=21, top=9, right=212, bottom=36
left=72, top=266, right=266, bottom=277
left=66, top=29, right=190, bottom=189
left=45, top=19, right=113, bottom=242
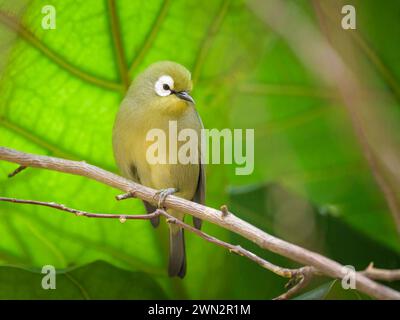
left=0, top=146, right=399, bottom=300
left=0, top=196, right=158, bottom=221
left=7, top=165, right=26, bottom=178
left=106, top=0, right=130, bottom=91
left=362, top=263, right=400, bottom=282
left=0, top=194, right=312, bottom=299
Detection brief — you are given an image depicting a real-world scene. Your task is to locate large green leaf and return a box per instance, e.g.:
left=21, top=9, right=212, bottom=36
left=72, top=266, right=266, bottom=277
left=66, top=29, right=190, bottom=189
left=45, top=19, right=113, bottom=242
left=0, top=260, right=167, bottom=299
left=0, top=0, right=263, bottom=299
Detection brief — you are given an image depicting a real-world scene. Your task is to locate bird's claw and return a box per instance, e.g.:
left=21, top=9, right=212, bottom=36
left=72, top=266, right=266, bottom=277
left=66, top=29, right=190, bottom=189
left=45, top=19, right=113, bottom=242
left=153, top=188, right=178, bottom=208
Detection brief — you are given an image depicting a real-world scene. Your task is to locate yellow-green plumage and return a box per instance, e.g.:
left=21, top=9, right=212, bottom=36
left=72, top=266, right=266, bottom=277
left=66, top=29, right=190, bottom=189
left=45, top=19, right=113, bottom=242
left=112, top=61, right=205, bottom=278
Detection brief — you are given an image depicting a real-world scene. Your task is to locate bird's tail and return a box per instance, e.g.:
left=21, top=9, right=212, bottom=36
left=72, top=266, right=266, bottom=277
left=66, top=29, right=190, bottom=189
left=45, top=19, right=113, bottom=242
left=168, top=225, right=186, bottom=278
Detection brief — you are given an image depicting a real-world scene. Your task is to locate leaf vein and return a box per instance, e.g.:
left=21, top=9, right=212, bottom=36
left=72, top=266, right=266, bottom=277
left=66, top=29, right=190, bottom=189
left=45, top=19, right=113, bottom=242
left=128, top=0, right=172, bottom=76
left=106, top=0, right=130, bottom=91
left=192, top=0, right=231, bottom=84
left=0, top=11, right=123, bottom=92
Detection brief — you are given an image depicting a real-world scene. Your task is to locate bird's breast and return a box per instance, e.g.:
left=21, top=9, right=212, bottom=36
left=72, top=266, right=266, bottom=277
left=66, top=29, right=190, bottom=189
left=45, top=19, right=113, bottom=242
left=162, top=99, right=188, bottom=117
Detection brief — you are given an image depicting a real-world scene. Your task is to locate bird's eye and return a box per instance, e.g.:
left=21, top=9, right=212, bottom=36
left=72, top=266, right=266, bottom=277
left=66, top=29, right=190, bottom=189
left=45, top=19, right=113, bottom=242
left=155, top=75, right=174, bottom=97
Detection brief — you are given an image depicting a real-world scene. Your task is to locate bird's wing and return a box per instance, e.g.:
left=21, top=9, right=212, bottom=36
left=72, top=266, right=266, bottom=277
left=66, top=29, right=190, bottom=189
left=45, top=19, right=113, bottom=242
left=192, top=109, right=205, bottom=230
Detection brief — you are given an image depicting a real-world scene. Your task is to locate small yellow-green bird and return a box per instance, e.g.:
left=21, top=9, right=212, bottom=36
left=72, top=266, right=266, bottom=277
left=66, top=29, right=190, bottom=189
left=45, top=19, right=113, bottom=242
left=112, top=61, right=205, bottom=278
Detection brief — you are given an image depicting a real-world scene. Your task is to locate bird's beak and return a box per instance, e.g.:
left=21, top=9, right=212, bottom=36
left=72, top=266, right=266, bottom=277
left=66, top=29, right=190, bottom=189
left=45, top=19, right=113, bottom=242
left=175, top=91, right=195, bottom=104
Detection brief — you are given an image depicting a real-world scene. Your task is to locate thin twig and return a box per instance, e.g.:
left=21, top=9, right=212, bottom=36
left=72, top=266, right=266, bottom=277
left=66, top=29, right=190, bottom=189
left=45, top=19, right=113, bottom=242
left=117, top=192, right=308, bottom=280
left=0, top=197, right=159, bottom=221
left=362, top=263, right=400, bottom=282
left=312, top=0, right=400, bottom=234
left=7, top=165, right=26, bottom=178
left=128, top=0, right=172, bottom=76
left=0, top=11, right=123, bottom=92
left=0, top=147, right=399, bottom=299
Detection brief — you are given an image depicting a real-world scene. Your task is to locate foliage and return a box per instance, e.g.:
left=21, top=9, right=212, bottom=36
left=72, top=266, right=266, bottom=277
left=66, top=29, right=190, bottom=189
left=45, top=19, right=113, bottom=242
left=0, top=0, right=399, bottom=299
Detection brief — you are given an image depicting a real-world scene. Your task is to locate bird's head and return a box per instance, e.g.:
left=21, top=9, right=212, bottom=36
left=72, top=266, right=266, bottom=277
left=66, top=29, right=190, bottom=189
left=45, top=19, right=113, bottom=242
left=129, top=61, right=195, bottom=114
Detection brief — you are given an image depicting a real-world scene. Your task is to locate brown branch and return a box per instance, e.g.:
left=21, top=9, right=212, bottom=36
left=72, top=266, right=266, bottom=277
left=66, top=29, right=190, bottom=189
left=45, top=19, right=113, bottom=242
left=191, top=0, right=231, bottom=84
left=362, top=263, right=400, bottom=282
left=4, top=193, right=398, bottom=300
left=0, top=146, right=399, bottom=300
left=0, top=197, right=158, bottom=221
left=118, top=192, right=320, bottom=293
left=274, top=266, right=315, bottom=300
left=0, top=194, right=312, bottom=298
left=220, top=204, right=229, bottom=217
left=164, top=211, right=303, bottom=278
left=7, top=165, right=26, bottom=178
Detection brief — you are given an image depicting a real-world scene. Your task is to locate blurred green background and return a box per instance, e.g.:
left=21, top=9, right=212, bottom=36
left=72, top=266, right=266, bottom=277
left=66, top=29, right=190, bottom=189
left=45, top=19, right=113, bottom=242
left=0, top=0, right=399, bottom=299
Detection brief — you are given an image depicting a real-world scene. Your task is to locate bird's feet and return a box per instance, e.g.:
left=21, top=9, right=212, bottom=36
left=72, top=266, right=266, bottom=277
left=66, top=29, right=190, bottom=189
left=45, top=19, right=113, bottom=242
left=153, top=188, right=178, bottom=208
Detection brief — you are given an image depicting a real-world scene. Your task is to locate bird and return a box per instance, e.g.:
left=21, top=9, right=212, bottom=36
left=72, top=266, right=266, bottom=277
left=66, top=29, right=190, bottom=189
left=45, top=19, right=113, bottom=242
left=112, top=61, right=205, bottom=278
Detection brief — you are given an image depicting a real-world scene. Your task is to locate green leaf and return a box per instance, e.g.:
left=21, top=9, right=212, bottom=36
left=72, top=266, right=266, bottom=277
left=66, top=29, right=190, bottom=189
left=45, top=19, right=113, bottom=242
left=293, top=281, right=369, bottom=300
left=294, top=281, right=336, bottom=300
left=0, top=0, right=265, bottom=299
left=0, top=260, right=167, bottom=299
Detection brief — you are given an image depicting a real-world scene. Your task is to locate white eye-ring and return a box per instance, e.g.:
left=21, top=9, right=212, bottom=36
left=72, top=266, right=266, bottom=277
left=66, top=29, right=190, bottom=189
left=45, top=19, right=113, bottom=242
left=154, top=75, right=174, bottom=97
